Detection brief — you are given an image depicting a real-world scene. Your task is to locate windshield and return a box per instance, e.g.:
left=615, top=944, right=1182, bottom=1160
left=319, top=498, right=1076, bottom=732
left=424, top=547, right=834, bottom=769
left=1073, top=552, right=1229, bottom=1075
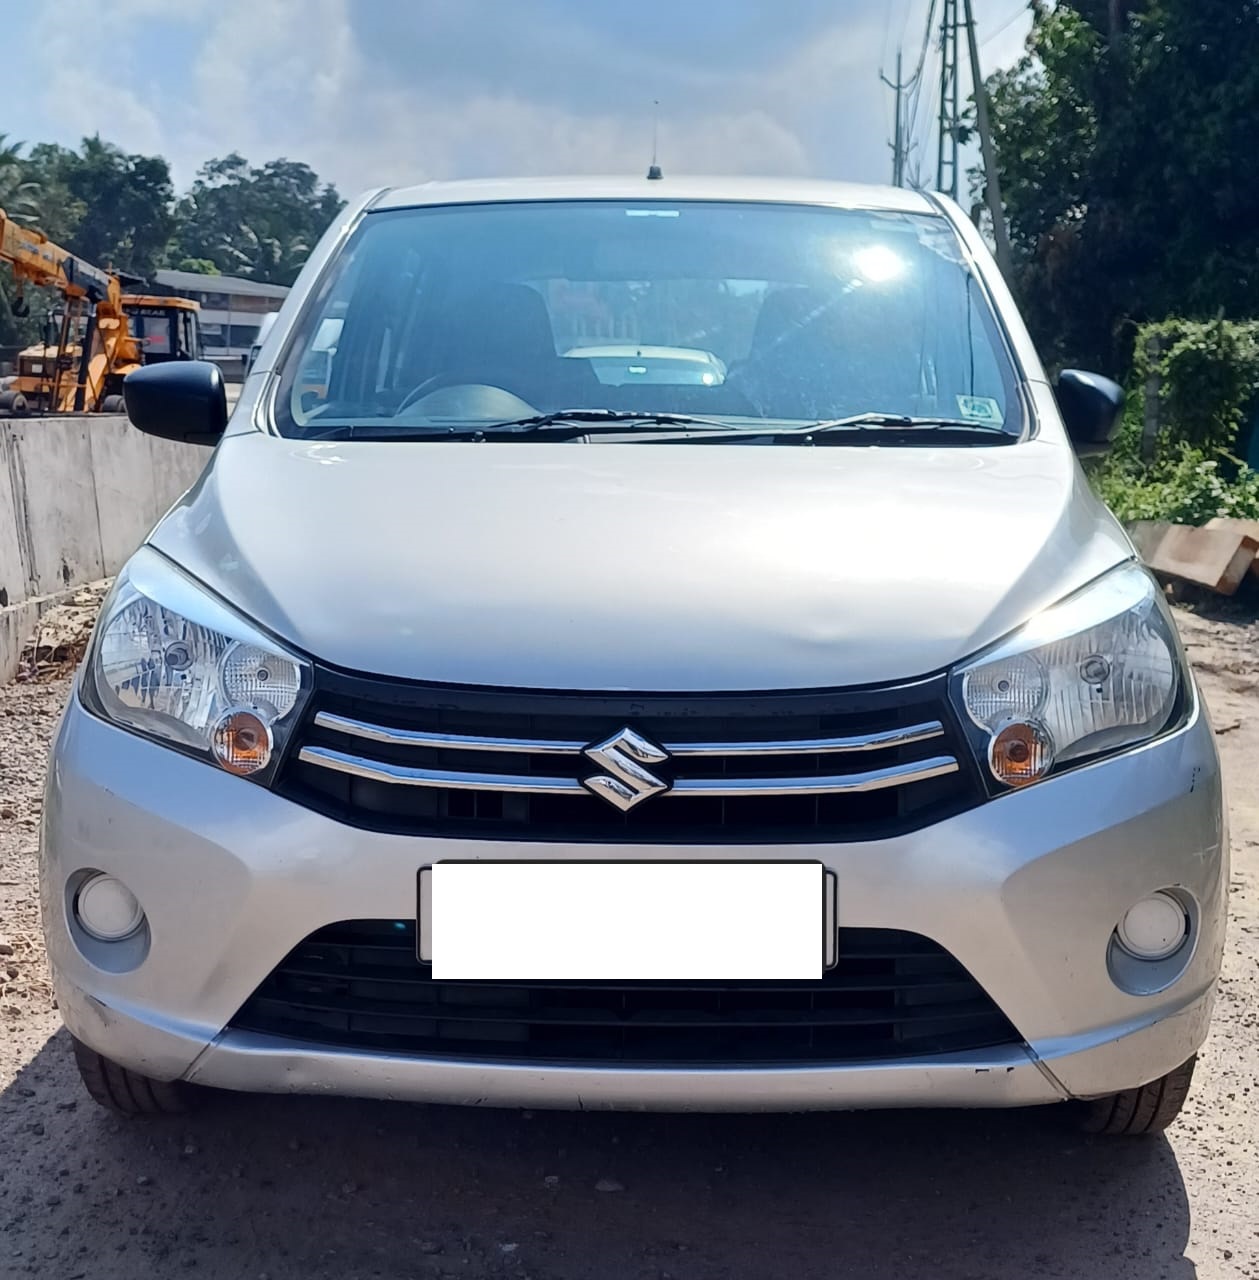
left=274, top=200, right=1022, bottom=441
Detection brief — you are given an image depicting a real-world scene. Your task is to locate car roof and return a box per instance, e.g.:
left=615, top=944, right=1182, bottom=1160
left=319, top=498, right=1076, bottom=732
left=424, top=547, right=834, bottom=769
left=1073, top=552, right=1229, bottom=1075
left=371, top=175, right=938, bottom=216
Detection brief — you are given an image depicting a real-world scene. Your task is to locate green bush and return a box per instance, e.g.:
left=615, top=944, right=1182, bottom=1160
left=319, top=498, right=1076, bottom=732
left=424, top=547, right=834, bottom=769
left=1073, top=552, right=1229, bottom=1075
left=1091, top=444, right=1259, bottom=524
left=1135, top=318, right=1259, bottom=455
left=1086, top=317, right=1259, bottom=525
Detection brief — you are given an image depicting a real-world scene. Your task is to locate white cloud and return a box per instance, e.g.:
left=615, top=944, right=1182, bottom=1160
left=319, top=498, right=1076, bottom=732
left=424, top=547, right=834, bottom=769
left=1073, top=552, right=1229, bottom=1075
left=23, top=0, right=1034, bottom=196
left=177, top=0, right=814, bottom=194
left=38, top=23, right=166, bottom=158
left=32, top=0, right=216, bottom=164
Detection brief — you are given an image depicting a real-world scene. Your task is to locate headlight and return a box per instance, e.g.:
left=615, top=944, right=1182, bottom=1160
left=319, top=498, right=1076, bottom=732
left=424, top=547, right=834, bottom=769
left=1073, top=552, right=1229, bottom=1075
left=83, top=547, right=310, bottom=783
left=953, top=562, right=1183, bottom=790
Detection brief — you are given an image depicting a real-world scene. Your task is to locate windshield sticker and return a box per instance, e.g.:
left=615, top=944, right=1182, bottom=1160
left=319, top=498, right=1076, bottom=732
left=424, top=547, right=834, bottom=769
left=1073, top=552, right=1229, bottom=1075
left=956, top=395, right=1003, bottom=425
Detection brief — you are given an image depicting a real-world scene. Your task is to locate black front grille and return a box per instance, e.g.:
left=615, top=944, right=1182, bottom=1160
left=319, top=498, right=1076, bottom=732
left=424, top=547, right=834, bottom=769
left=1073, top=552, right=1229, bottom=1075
left=230, top=921, right=1019, bottom=1066
left=274, top=669, right=983, bottom=842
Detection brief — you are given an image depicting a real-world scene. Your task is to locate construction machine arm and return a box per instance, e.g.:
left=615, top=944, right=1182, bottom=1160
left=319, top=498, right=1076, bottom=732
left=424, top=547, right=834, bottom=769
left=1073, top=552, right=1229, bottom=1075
left=0, top=208, right=120, bottom=311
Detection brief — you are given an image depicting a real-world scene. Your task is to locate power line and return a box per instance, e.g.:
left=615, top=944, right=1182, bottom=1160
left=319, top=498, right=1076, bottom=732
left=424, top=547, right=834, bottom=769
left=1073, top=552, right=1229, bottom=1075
left=880, top=0, right=896, bottom=82
left=888, top=0, right=938, bottom=189
left=905, top=0, right=938, bottom=129
left=906, top=67, right=933, bottom=183
left=963, top=0, right=1014, bottom=277
left=909, top=0, right=939, bottom=87
left=980, top=0, right=1028, bottom=50
left=896, top=0, right=918, bottom=55
left=905, top=0, right=941, bottom=188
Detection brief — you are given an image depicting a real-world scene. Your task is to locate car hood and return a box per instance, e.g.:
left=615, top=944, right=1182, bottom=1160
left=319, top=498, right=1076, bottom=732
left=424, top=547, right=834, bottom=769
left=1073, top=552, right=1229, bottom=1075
left=149, top=433, right=1132, bottom=691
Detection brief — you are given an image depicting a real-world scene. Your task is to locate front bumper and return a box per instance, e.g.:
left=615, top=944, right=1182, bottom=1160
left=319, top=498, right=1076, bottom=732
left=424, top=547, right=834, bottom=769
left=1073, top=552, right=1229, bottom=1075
left=40, top=682, right=1227, bottom=1111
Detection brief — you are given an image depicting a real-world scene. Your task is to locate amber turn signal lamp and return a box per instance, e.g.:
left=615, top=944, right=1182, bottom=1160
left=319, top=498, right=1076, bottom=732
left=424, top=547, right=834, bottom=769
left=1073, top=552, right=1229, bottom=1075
left=988, top=720, right=1054, bottom=787
left=211, top=709, right=273, bottom=776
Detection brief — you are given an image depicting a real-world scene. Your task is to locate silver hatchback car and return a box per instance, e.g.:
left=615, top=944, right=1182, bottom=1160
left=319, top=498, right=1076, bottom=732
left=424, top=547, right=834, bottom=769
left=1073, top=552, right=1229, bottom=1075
left=41, top=177, right=1227, bottom=1134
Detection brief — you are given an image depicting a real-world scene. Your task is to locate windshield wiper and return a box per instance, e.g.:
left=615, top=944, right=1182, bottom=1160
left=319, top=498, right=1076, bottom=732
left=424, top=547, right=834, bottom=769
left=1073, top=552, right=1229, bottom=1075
left=302, top=411, right=1013, bottom=444
left=660, top=413, right=1016, bottom=446
left=776, top=413, right=1010, bottom=439
left=301, top=409, right=736, bottom=443
left=477, top=408, right=736, bottom=433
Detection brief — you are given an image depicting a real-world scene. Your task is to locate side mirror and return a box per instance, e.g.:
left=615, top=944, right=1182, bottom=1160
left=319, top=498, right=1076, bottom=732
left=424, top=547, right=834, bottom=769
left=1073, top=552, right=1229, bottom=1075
left=1056, top=369, right=1124, bottom=456
left=123, top=360, right=227, bottom=447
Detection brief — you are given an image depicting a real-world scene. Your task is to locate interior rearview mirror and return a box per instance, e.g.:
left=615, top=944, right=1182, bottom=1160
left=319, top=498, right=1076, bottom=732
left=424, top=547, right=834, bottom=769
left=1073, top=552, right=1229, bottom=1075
left=1056, top=369, right=1125, bottom=457
left=123, top=360, right=228, bottom=447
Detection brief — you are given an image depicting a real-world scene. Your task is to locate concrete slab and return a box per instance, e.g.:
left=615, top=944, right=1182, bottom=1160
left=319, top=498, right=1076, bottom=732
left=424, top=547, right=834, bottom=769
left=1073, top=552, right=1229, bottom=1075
left=144, top=430, right=207, bottom=525
left=0, top=414, right=210, bottom=683
left=0, top=429, right=30, bottom=611
left=0, top=599, right=36, bottom=683
left=88, top=420, right=160, bottom=571
left=5, top=418, right=105, bottom=596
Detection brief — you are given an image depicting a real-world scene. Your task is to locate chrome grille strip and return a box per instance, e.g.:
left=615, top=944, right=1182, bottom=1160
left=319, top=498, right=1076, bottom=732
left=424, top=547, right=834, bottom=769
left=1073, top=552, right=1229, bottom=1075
left=312, top=710, right=945, bottom=758
left=312, top=712, right=584, bottom=755
left=671, top=757, right=959, bottom=796
left=667, top=722, right=945, bottom=757
left=298, top=747, right=586, bottom=793
left=298, top=745, right=959, bottom=797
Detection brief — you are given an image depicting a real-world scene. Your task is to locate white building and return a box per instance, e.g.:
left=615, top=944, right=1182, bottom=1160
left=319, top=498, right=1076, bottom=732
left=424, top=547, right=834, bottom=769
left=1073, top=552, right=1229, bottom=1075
left=152, top=270, right=290, bottom=369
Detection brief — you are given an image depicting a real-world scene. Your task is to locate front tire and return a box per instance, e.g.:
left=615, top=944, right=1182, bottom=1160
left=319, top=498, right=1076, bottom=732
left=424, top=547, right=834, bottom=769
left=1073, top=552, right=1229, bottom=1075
left=0, top=390, right=29, bottom=416
left=1080, top=1055, right=1196, bottom=1135
left=71, top=1035, right=193, bottom=1116
left=100, top=394, right=126, bottom=414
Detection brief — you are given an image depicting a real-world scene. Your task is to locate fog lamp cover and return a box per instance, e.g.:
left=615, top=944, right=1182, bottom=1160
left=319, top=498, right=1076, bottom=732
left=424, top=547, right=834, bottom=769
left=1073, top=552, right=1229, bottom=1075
left=75, top=874, right=144, bottom=942
left=1117, top=892, right=1189, bottom=960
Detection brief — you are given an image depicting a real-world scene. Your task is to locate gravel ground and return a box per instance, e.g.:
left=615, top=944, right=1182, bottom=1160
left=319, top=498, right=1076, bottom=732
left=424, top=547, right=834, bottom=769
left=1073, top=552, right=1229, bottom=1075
left=0, top=609, right=1256, bottom=1280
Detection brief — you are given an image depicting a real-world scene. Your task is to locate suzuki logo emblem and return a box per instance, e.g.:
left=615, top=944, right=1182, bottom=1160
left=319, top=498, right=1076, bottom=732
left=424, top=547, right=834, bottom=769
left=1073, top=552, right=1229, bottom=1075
left=582, top=727, right=670, bottom=811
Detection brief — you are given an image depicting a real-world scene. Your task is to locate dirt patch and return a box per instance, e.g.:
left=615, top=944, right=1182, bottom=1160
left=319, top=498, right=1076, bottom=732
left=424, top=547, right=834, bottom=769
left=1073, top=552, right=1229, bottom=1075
left=0, top=678, right=65, bottom=1030
left=14, top=580, right=110, bottom=685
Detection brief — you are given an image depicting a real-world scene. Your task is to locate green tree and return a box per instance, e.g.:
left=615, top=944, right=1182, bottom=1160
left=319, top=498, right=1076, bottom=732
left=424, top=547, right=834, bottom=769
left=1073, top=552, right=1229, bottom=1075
left=0, top=134, right=40, bottom=224
left=0, top=135, right=43, bottom=346
left=221, top=223, right=311, bottom=284
left=981, top=0, right=1259, bottom=373
left=13, top=144, right=81, bottom=248
left=170, top=154, right=343, bottom=285
left=22, top=136, right=175, bottom=277
left=73, top=136, right=175, bottom=277
left=173, top=257, right=220, bottom=275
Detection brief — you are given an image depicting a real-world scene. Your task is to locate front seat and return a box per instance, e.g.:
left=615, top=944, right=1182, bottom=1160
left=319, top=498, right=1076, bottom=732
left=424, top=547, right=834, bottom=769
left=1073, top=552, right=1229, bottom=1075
left=432, top=282, right=599, bottom=410
left=733, top=286, right=845, bottom=419
left=736, top=285, right=910, bottom=420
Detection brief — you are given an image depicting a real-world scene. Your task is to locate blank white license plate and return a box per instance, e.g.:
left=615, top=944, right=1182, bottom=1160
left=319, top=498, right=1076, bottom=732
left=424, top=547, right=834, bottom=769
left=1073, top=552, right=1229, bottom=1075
left=418, top=861, right=833, bottom=981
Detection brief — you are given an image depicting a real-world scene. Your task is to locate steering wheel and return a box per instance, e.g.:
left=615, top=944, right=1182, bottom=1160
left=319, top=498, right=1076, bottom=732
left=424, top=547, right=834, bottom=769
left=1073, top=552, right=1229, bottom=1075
left=398, top=372, right=524, bottom=414
left=395, top=376, right=538, bottom=423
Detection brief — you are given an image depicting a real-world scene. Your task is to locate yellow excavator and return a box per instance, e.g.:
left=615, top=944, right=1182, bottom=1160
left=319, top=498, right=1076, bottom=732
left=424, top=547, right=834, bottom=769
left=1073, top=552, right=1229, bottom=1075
left=0, top=210, right=201, bottom=416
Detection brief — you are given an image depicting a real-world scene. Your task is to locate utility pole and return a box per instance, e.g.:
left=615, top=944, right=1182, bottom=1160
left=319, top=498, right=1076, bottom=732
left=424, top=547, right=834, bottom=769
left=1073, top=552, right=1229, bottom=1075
left=935, top=0, right=961, bottom=199
left=881, top=50, right=908, bottom=186
left=961, top=0, right=1014, bottom=280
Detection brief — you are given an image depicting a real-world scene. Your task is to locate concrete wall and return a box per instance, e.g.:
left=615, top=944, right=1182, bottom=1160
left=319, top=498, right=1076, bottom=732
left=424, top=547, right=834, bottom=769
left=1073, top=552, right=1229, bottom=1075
left=0, top=416, right=207, bottom=682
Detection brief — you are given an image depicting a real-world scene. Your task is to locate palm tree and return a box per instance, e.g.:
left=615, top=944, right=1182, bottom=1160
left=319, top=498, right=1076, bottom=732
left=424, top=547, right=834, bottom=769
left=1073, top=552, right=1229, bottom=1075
left=0, top=136, right=42, bottom=344
left=223, top=223, right=310, bottom=287
left=0, top=134, right=40, bottom=223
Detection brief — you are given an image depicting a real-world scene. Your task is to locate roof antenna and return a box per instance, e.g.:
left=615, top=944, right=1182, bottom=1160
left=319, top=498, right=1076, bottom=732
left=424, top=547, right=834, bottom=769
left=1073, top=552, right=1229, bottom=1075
left=647, top=101, right=663, bottom=179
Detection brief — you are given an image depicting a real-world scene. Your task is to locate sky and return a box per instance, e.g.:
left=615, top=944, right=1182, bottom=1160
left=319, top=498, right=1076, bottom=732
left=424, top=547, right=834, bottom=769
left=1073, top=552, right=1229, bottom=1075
left=3, top=0, right=1033, bottom=199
